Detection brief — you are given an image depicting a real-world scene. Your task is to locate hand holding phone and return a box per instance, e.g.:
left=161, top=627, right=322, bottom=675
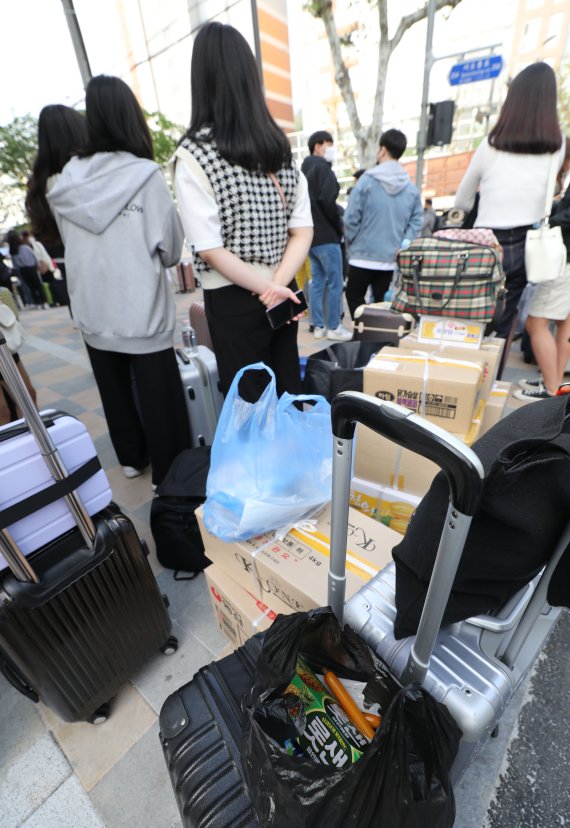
left=266, top=290, right=308, bottom=329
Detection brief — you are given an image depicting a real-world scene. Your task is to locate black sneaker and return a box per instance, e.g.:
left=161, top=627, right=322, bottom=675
left=517, top=377, right=542, bottom=391
left=513, top=382, right=554, bottom=402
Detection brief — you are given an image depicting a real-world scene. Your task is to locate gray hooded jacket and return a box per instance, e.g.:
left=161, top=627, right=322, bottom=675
left=48, top=152, right=183, bottom=354
left=344, top=160, right=423, bottom=264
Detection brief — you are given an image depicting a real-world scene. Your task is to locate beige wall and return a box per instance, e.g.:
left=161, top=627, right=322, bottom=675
left=509, top=0, right=570, bottom=76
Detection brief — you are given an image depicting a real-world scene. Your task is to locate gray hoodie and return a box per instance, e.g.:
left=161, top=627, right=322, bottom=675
left=48, top=152, right=183, bottom=354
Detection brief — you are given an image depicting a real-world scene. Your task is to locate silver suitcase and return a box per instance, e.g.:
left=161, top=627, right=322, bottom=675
left=328, top=391, right=566, bottom=784
left=176, top=345, right=224, bottom=448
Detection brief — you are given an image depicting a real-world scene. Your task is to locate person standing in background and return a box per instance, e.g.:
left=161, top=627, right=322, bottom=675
left=343, top=129, right=423, bottom=319
left=48, top=75, right=190, bottom=487
left=455, top=62, right=564, bottom=342
left=26, top=104, right=89, bottom=311
left=420, top=198, right=438, bottom=237
left=6, top=230, right=45, bottom=308
left=301, top=131, right=352, bottom=341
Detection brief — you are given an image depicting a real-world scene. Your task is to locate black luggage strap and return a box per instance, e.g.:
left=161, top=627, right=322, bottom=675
left=0, top=456, right=101, bottom=529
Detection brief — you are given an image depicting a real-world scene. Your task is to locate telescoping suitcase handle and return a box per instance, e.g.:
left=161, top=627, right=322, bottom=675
left=0, top=334, right=96, bottom=583
left=329, top=391, right=485, bottom=685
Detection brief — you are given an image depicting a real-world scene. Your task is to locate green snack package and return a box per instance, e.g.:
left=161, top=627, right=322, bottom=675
left=284, top=657, right=369, bottom=767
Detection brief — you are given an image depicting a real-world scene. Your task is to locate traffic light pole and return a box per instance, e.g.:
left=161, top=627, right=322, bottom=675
left=416, top=0, right=437, bottom=191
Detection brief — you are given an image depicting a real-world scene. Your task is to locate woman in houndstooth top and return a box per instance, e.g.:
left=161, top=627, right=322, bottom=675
left=172, top=22, right=313, bottom=401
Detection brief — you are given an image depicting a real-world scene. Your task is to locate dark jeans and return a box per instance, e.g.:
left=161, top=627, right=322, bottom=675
left=345, top=265, right=393, bottom=319
left=85, top=344, right=191, bottom=486
left=18, top=266, right=45, bottom=306
left=492, top=226, right=531, bottom=339
left=203, top=282, right=301, bottom=403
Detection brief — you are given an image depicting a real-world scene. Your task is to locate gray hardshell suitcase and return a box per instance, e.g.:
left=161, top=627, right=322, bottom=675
left=328, top=391, right=566, bottom=783
left=176, top=345, right=224, bottom=448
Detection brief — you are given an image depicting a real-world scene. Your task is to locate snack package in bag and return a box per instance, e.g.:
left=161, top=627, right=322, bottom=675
left=242, top=608, right=461, bottom=828
left=203, top=363, right=332, bottom=541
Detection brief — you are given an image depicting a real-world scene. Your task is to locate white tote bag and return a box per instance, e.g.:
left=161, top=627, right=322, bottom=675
left=525, top=152, right=566, bottom=285
left=0, top=303, right=25, bottom=353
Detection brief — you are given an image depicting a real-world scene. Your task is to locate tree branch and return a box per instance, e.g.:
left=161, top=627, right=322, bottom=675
left=390, top=0, right=462, bottom=54
left=313, top=2, right=364, bottom=140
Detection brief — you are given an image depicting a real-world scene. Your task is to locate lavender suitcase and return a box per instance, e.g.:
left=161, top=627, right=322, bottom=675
left=0, top=410, right=112, bottom=570
left=352, top=302, right=415, bottom=344
left=176, top=345, right=223, bottom=447
left=0, top=334, right=177, bottom=723
left=329, top=391, right=565, bottom=784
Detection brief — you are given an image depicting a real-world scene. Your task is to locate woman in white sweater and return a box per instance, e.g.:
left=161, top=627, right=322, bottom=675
left=455, top=63, right=564, bottom=360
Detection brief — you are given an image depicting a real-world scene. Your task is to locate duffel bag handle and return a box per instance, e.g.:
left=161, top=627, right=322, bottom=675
left=410, top=252, right=468, bottom=313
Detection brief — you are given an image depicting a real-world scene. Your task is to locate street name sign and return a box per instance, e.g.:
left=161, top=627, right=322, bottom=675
left=449, top=55, right=503, bottom=86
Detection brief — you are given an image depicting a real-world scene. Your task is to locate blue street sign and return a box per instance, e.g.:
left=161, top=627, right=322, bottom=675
left=449, top=55, right=503, bottom=86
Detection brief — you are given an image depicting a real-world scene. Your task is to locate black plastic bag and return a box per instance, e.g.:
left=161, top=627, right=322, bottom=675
left=242, top=608, right=461, bottom=828
left=150, top=447, right=212, bottom=578
left=303, top=341, right=387, bottom=402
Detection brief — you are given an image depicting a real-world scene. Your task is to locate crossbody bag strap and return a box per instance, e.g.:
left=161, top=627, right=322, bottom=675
left=439, top=254, right=469, bottom=310
left=268, top=172, right=287, bottom=212
left=541, top=151, right=561, bottom=223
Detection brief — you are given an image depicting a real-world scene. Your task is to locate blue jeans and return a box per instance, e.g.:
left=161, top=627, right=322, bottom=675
left=309, top=243, right=344, bottom=330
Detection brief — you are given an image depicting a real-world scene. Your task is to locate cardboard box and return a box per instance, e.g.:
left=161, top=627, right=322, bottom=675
left=354, top=402, right=483, bottom=498
left=350, top=477, right=421, bottom=535
left=480, top=380, right=511, bottom=435
left=205, top=565, right=280, bottom=646
left=364, top=346, right=483, bottom=433
left=196, top=504, right=400, bottom=615
left=399, top=334, right=504, bottom=401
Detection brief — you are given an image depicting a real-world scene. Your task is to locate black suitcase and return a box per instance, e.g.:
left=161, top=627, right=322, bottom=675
left=159, top=635, right=263, bottom=828
left=352, top=302, right=415, bottom=344
left=0, top=334, right=177, bottom=723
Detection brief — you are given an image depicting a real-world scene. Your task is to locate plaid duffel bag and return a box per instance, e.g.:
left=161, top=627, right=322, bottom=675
left=391, top=236, right=505, bottom=322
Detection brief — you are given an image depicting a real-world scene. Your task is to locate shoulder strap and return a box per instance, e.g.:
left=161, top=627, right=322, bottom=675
left=268, top=172, right=287, bottom=212
left=542, top=152, right=560, bottom=221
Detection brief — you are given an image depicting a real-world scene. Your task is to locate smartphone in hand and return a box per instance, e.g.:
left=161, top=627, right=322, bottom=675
left=266, top=290, right=308, bottom=330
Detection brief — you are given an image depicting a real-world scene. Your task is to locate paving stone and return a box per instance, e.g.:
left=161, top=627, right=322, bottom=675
left=40, top=683, right=156, bottom=791
left=156, top=569, right=228, bottom=656
left=21, top=776, right=105, bottom=828
left=131, top=619, right=220, bottom=715
left=89, top=722, right=180, bottom=828
left=0, top=674, right=47, bottom=771
left=0, top=732, right=71, bottom=828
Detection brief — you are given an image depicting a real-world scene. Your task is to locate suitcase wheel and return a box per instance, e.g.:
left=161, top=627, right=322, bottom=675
left=162, top=593, right=170, bottom=608
left=89, top=702, right=111, bottom=725
left=160, top=635, right=178, bottom=655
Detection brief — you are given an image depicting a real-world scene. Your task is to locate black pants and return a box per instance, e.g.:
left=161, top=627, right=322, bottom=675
left=18, top=266, right=45, bottom=306
left=492, top=226, right=530, bottom=339
left=203, top=283, right=301, bottom=402
left=85, top=344, right=191, bottom=485
left=345, top=265, right=393, bottom=319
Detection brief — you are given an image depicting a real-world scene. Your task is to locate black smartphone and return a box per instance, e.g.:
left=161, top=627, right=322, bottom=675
left=266, top=290, right=308, bottom=330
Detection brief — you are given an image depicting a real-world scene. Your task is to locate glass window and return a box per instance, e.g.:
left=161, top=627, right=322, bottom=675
left=526, top=0, right=543, bottom=8
left=545, top=13, right=564, bottom=47
left=521, top=18, right=541, bottom=52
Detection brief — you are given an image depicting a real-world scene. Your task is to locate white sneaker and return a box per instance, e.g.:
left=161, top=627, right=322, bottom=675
left=517, top=377, right=542, bottom=391
left=327, top=325, right=352, bottom=341
left=123, top=465, right=144, bottom=479
left=314, top=327, right=326, bottom=339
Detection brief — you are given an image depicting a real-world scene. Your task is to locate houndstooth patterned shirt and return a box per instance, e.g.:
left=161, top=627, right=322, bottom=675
left=180, top=133, right=299, bottom=274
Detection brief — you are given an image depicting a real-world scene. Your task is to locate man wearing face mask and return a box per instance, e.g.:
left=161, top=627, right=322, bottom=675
left=344, top=129, right=423, bottom=319
left=301, top=131, right=352, bottom=340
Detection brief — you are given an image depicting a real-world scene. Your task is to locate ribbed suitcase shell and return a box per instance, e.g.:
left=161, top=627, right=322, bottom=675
left=176, top=346, right=223, bottom=448
left=160, top=635, right=262, bottom=828
left=0, top=411, right=112, bottom=566
left=344, top=561, right=560, bottom=782
left=189, top=300, right=215, bottom=352
left=352, top=303, right=415, bottom=344
left=0, top=508, right=172, bottom=722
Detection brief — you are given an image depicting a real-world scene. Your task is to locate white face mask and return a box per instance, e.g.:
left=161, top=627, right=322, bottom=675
left=324, top=146, right=336, bottom=163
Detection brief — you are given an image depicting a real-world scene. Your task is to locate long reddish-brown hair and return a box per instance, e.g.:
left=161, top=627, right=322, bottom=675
left=489, top=62, right=561, bottom=154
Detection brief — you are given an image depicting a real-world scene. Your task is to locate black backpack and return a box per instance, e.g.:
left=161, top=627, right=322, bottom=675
left=150, top=447, right=212, bottom=579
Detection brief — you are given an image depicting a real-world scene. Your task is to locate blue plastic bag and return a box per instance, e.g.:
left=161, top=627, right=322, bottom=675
left=203, top=363, right=332, bottom=542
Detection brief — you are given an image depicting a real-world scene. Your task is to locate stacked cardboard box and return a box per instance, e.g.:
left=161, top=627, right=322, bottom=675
left=198, top=504, right=401, bottom=646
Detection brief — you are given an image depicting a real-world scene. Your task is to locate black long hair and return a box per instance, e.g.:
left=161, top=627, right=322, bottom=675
left=186, top=22, right=292, bottom=173
left=7, top=230, right=22, bottom=257
left=82, top=75, right=154, bottom=160
left=489, top=62, right=562, bottom=154
left=25, top=105, right=88, bottom=244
